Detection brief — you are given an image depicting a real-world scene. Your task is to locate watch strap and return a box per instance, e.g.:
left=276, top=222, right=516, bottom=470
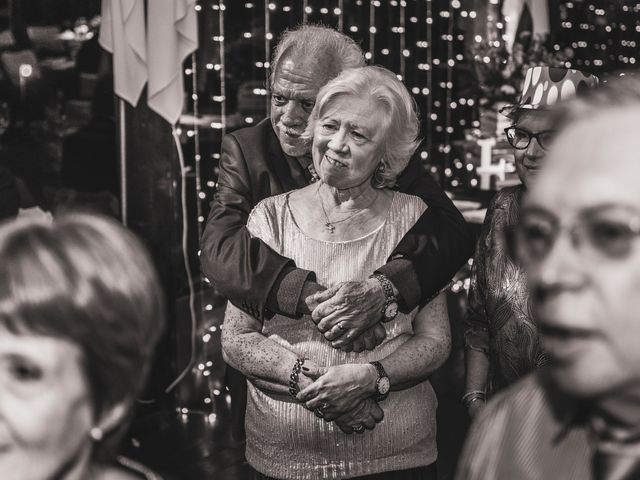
left=371, top=272, right=395, bottom=302
left=370, top=361, right=389, bottom=401
left=370, top=272, right=398, bottom=320
left=370, top=360, right=386, bottom=379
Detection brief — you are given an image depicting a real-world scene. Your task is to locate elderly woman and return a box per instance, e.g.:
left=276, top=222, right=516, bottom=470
left=222, top=66, right=451, bottom=480
left=462, top=67, right=598, bottom=417
left=0, top=214, right=165, bottom=480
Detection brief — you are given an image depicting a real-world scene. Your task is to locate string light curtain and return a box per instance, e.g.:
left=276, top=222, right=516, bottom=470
left=183, top=0, right=640, bottom=409
left=191, top=0, right=474, bottom=219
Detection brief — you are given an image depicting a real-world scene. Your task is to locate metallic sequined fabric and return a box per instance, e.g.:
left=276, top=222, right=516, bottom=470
left=244, top=191, right=437, bottom=480
left=465, top=185, right=549, bottom=392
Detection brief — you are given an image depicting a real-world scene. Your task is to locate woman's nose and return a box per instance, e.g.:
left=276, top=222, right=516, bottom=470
left=327, top=129, right=348, bottom=152
left=526, top=137, right=545, bottom=157
left=530, top=233, right=583, bottom=301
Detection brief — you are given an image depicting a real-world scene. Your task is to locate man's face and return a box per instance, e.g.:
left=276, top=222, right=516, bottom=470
left=270, top=57, right=332, bottom=157
left=511, top=110, right=552, bottom=187
left=523, top=109, right=640, bottom=399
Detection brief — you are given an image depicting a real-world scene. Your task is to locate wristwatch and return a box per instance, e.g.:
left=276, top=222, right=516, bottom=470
left=370, top=272, right=399, bottom=321
left=370, top=361, right=390, bottom=401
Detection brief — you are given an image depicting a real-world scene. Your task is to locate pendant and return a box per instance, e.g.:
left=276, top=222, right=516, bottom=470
left=325, top=222, right=335, bottom=233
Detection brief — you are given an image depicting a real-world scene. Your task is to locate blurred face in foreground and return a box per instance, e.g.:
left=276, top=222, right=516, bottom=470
left=0, top=326, right=94, bottom=480
left=520, top=108, right=640, bottom=398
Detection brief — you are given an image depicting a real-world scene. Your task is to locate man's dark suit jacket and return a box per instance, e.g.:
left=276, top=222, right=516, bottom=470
left=200, top=118, right=474, bottom=320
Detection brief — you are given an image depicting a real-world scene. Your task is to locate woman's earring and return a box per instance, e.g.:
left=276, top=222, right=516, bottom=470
left=90, top=427, right=104, bottom=442
left=372, top=162, right=386, bottom=189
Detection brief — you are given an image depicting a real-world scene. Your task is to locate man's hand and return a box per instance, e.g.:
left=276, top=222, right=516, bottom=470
left=310, top=278, right=386, bottom=349
left=297, top=281, right=327, bottom=316
left=333, top=398, right=384, bottom=434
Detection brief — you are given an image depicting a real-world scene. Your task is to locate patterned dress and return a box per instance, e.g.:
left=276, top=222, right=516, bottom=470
left=465, top=185, right=549, bottom=392
left=242, top=191, right=438, bottom=480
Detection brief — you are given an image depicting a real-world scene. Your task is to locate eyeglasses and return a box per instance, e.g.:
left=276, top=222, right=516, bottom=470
left=511, top=208, right=640, bottom=263
left=504, top=126, right=555, bottom=151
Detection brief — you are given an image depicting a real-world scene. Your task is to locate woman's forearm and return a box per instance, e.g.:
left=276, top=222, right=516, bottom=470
left=380, top=293, right=451, bottom=391
left=464, top=347, right=489, bottom=394
left=221, top=303, right=302, bottom=393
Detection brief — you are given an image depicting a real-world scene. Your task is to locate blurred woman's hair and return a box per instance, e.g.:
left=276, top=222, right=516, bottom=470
left=553, top=72, right=640, bottom=131
left=0, top=213, right=165, bottom=460
left=305, top=65, right=421, bottom=188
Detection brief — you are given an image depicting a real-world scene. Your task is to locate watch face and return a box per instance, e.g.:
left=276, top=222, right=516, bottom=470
left=385, top=302, right=399, bottom=319
left=378, top=376, right=391, bottom=395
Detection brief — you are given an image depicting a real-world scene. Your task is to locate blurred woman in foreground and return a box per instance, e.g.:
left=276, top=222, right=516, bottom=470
left=0, top=214, right=165, bottom=480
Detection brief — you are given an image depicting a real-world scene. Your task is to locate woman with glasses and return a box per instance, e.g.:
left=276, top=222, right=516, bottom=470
left=462, top=67, right=599, bottom=418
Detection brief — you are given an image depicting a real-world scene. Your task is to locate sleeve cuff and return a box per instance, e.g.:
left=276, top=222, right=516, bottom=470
left=377, top=258, right=421, bottom=313
left=266, top=267, right=316, bottom=318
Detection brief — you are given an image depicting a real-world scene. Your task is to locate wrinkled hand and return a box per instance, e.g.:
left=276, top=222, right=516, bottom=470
left=294, top=359, right=325, bottom=393
left=339, top=323, right=386, bottom=353
left=333, top=398, right=384, bottom=434
left=297, top=363, right=376, bottom=419
left=310, top=279, right=386, bottom=349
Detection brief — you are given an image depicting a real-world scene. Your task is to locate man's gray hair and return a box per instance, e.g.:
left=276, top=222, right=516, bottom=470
left=269, top=24, right=365, bottom=87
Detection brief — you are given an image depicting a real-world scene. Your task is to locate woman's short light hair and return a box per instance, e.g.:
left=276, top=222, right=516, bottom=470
left=0, top=213, right=165, bottom=461
left=305, top=66, right=421, bottom=188
left=269, top=24, right=365, bottom=88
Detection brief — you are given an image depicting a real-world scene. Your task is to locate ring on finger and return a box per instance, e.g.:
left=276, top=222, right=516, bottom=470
left=352, top=424, right=365, bottom=433
left=337, top=322, right=346, bottom=331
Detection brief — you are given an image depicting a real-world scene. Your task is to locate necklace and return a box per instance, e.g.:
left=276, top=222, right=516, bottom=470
left=316, top=183, right=379, bottom=233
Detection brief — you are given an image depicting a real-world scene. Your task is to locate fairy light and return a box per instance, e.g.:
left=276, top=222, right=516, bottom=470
left=265, top=1, right=271, bottom=115
left=399, top=0, right=406, bottom=79
left=425, top=0, right=433, bottom=164
left=368, top=1, right=376, bottom=63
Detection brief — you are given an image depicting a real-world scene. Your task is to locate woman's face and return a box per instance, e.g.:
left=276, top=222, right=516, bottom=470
left=512, top=110, right=552, bottom=187
left=0, top=326, right=94, bottom=480
left=312, top=94, right=385, bottom=190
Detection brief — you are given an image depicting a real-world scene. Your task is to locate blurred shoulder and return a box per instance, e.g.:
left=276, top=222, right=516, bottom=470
left=98, top=457, right=163, bottom=480
left=456, top=375, right=548, bottom=479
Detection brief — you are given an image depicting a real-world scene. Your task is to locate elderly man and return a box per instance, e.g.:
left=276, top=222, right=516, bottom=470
left=201, top=24, right=472, bottom=440
left=457, top=77, right=640, bottom=479
left=462, top=67, right=598, bottom=418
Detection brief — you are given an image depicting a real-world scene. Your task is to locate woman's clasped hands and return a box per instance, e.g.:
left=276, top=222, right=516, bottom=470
left=297, top=362, right=384, bottom=434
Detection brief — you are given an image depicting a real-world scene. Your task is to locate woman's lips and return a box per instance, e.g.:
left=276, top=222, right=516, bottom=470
left=325, top=155, right=346, bottom=168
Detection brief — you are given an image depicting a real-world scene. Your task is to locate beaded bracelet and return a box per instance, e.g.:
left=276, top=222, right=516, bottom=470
left=462, top=390, right=486, bottom=408
left=288, top=357, right=306, bottom=399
